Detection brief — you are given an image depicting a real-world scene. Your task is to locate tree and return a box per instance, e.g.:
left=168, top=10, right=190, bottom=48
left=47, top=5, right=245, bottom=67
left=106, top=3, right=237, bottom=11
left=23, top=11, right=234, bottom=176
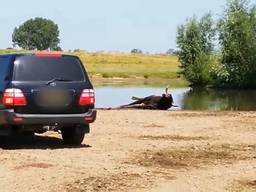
left=218, top=0, right=256, bottom=88
left=177, top=14, right=216, bottom=87
left=166, top=49, right=179, bottom=55
left=12, top=17, right=60, bottom=50
left=131, top=49, right=143, bottom=54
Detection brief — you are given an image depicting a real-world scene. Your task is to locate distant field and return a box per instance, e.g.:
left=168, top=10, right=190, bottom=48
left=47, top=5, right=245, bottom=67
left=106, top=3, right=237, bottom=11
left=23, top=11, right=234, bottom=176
left=0, top=49, right=187, bottom=86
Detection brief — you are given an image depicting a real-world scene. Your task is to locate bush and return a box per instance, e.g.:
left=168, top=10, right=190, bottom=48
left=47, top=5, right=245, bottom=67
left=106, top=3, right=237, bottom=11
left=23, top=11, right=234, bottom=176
left=177, top=14, right=216, bottom=87
left=177, top=0, right=256, bottom=89
left=218, top=0, right=256, bottom=88
left=131, top=49, right=143, bottom=54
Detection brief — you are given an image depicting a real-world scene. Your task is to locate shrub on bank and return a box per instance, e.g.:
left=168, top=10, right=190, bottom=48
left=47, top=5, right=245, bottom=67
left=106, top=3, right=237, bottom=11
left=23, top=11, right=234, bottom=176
left=177, top=0, right=256, bottom=89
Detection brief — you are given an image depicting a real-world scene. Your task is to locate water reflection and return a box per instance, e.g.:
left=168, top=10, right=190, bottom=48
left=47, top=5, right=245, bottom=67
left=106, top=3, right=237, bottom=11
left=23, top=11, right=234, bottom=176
left=95, top=86, right=256, bottom=111
left=95, top=86, right=188, bottom=110
left=182, top=89, right=256, bottom=111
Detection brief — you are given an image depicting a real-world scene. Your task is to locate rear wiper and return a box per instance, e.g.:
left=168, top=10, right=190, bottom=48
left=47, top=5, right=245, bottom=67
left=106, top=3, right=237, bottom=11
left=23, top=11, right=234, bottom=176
left=46, top=78, right=73, bottom=85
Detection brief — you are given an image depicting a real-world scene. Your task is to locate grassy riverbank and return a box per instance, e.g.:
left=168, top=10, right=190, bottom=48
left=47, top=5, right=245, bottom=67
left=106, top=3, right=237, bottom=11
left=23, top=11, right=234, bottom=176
left=0, top=49, right=187, bottom=86
left=73, top=51, right=186, bottom=87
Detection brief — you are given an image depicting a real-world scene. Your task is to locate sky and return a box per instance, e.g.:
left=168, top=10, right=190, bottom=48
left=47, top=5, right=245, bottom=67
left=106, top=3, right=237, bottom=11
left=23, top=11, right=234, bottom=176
left=0, top=0, right=226, bottom=53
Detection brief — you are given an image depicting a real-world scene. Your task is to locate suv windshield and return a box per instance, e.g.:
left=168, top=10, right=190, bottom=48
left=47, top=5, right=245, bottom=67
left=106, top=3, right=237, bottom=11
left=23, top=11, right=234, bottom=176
left=13, top=55, right=86, bottom=82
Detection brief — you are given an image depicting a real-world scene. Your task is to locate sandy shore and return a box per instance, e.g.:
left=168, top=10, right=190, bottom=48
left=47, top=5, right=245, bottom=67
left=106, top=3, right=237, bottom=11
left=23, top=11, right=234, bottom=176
left=0, top=110, right=256, bottom=192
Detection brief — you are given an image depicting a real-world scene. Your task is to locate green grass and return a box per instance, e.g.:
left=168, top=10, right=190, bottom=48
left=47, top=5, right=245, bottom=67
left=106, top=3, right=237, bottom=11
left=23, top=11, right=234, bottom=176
left=0, top=49, right=187, bottom=87
left=74, top=51, right=187, bottom=86
left=77, top=51, right=180, bottom=78
left=0, top=49, right=31, bottom=54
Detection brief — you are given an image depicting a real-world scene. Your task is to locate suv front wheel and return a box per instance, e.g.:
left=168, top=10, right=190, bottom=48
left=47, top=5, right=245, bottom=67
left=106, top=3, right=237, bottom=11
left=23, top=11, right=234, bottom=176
left=61, top=126, right=87, bottom=145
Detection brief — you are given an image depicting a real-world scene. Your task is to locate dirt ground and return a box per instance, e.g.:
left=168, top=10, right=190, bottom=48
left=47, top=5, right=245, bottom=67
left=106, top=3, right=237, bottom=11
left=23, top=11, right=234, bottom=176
left=0, top=110, right=256, bottom=192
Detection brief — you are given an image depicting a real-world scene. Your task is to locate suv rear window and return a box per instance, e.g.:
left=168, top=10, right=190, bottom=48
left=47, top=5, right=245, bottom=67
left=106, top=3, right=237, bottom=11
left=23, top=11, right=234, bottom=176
left=13, top=55, right=86, bottom=82
left=0, top=56, right=11, bottom=82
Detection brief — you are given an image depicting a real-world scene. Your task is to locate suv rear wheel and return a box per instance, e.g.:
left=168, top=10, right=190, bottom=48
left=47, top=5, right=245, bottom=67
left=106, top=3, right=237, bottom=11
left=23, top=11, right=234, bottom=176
left=61, top=126, right=86, bottom=145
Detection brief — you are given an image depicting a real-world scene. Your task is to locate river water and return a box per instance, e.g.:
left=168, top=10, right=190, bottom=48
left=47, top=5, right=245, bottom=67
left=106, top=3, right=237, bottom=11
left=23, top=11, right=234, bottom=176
left=95, top=86, right=256, bottom=111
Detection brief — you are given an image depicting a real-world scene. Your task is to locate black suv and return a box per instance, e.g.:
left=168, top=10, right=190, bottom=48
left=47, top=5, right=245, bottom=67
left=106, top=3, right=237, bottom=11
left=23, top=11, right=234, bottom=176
left=0, top=53, right=96, bottom=145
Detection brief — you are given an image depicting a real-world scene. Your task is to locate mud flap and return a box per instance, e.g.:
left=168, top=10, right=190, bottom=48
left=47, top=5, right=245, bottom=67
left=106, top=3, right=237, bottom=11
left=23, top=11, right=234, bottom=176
left=0, top=110, right=11, bottom=136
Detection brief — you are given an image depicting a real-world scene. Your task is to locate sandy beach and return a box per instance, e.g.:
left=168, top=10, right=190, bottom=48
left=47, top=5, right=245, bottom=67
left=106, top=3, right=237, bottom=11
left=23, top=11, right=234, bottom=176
left=0, top=110, right=255, bottom=192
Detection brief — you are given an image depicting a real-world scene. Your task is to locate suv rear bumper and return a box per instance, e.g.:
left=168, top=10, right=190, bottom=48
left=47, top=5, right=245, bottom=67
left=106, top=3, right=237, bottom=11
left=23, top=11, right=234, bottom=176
left=0, top=109, right=97, bottom=126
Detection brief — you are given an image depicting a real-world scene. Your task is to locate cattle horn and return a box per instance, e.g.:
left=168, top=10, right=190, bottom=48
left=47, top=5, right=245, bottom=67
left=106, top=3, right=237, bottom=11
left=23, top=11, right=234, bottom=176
left=165, top=86, right=169, bottom=96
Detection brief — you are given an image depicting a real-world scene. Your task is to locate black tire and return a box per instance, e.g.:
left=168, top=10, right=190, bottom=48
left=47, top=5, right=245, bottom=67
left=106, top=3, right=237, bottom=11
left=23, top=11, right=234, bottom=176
left=22, top=132, right=35, bottom=137
left=21, top=132, right=35, bottom=142
left=61, top=126, right=86, bottom=145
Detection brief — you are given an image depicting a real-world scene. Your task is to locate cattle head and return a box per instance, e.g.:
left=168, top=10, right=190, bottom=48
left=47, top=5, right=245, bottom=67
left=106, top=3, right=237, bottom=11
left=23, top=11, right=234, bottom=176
left=162, top=86, right=173, bottom=105
left=162, top=86, right=170, bottom=97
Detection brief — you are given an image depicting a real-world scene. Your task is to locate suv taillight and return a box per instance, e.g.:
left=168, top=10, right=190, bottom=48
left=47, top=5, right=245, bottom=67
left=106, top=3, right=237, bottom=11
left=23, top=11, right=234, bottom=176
left=79, top=89, right=95, bottom=105
left=2, top=88, right=27, bottom=106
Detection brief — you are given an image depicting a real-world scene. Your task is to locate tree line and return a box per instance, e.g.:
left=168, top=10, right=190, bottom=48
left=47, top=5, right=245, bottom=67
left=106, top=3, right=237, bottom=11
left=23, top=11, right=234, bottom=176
left=177, top=0, right=256, bottom=89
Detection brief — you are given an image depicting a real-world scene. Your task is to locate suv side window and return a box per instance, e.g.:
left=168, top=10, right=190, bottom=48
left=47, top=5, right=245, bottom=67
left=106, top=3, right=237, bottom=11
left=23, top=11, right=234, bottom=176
left=0, top=56, right=10, bottom=84
left=0, top=56, right=11, bottom=109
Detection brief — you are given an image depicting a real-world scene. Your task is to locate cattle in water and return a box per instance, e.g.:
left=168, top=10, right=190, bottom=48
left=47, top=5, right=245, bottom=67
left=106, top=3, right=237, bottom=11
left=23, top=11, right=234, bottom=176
left=119, top=87, right=176, bottom=110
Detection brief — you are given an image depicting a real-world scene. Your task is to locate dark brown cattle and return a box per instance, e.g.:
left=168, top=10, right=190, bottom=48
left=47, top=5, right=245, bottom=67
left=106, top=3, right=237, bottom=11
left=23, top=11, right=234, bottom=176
left=119, top=88, right=175, bottom=110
